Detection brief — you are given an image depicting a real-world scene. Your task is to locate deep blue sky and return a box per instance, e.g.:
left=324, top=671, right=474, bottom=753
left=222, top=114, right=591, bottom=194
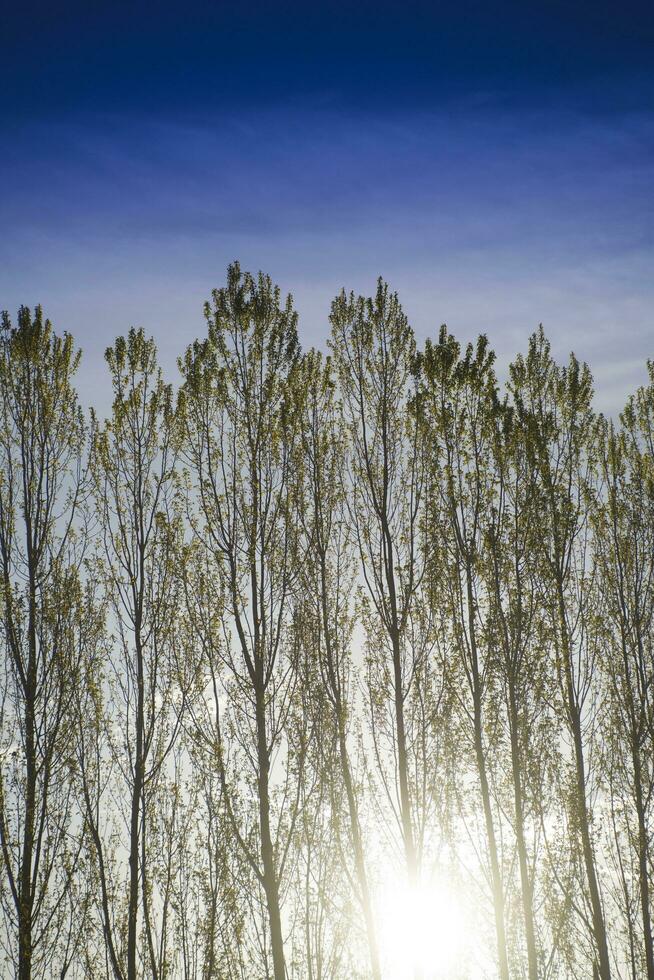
left=2, top=1, right=653, bottom=411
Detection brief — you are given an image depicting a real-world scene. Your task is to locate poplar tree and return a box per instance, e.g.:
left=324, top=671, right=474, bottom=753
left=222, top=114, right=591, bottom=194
left=0, top=308, right=89, bottom=979
left=293, top=349, right=380, bottom=979
left=79, top=328, right=188, bottom=979
left=595, top=367, right=654, bottom=979
left=179, top=263, right=303, bottom=980
left=510, top=328, right=611, bottom=979
left=329, top=282, right=429, bottom=892
left=484, top=388, right=559, bottom=978
left=417, top=329, right=510, bottom=980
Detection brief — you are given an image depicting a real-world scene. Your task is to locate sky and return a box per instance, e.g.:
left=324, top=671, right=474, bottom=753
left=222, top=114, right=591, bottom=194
left=1, top=0, right=653, bottom=413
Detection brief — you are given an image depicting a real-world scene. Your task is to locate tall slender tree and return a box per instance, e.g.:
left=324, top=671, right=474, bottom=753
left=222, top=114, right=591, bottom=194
left=510, top=327, right=611, bottom=979
left=180, top=263, right=304, bottom=980
left=0, top=308, right=89, bottom=979
left=79, top=328, right=188, bottom=979
left=595, top=367, right=654, bottom=979
left=416, top=328, right=510, bottom=980
left=329, top=282, right=428, bottom=892
left=293, top=349, right=381, bottom=979
left=483, top=393, right=559, bottom=978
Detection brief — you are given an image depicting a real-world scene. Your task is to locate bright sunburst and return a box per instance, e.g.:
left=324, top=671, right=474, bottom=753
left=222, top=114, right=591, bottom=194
left=377, top=876, right=471, bottom=979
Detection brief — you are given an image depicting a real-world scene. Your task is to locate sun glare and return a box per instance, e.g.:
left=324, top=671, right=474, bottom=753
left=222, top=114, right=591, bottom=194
left=377, top=876, right=471, bottom=979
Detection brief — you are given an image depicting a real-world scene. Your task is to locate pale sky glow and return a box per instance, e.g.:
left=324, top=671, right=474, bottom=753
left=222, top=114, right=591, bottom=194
left=2, top=97, right=653, bottom=418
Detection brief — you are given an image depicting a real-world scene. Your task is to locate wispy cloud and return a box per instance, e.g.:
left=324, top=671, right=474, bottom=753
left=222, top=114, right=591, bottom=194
left=1, top=99, right=652, bottom=415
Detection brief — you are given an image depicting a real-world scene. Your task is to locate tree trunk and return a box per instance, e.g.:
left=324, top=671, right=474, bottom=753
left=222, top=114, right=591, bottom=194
left=338, top=726, right=381, bottom=980
left=18, top=691, right=35, bottom=980
left=256, top=683, right=286, bottom=980
left=632, top=736, right=654, bottom=978
left=473, top=708, right=510, bottom=980
left=508, top=683, right=539, bottom=980
left=382, top=520, right=417, bottom=881
left=18, top=559, right=38, bottom=980
left=467, top=572, right=510, bottom=980
left=127, top=632, right=145, bottom=980
left=558, top=590, right=611, bottom=980
left=627, top=619, right=654, bottom=980
left=316, top=529, right=381, bottom=980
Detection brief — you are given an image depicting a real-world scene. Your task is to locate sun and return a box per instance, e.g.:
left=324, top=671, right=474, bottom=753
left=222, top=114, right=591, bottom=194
left=377, top=875, right=471, bottom=979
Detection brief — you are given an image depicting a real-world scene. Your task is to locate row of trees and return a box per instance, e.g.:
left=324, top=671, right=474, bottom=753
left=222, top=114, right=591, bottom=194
left=1, top=264, right=653, bottom=979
